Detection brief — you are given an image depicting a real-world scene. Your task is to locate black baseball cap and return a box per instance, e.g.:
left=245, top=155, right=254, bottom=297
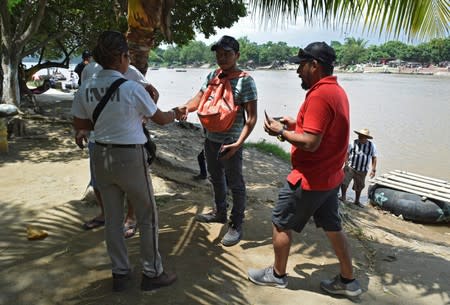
left=211, top=35, right=239, bottom=52
left=82, top=50, right=91, bottom=59
left=295, top=42, right=336, bottom=66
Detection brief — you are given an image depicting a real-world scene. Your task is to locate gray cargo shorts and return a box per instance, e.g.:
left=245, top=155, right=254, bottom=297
left=272, top=181, right=342, bottom=233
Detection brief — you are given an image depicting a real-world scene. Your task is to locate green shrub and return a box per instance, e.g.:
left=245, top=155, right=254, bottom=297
left=244, top=140, right=290, bottom=162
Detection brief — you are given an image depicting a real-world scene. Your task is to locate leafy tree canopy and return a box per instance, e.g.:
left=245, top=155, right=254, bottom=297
left=150, top=36, right=450, bottom=67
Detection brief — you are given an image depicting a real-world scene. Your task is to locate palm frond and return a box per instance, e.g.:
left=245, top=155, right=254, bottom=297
left=248, top=0, right=450, bottom=41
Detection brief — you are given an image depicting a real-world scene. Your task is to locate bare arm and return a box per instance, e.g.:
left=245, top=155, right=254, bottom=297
left=144, top=83, right=159, bottom=104
left=234, top=100, right=257, bottom=147
left=370, top=156, right=377, bottom=178
left=72, top=116, right=92, bottom=149
left=220, top=100, right=257, bottom=159
left=284, top=130, right=322, bottom=152
left=185, top=91, right=203, bottom=112
left=73, top=116, right=93, bottom=131
left=148, top=109, right=176, bottom=125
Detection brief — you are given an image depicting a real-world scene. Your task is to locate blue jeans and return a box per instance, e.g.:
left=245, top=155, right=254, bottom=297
left=204, top=138, right=246, bottom=228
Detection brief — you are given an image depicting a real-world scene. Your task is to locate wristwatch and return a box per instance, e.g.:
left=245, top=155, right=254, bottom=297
left=277, top=128, right=286, bottom=142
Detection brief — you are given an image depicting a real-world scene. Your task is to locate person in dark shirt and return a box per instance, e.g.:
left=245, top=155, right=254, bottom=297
left=74, top=50, right=91, bottom=85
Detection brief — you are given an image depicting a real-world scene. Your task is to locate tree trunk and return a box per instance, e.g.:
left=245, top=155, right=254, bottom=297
left=126, top=27, right=155, bottom=76
left=125, top=0, right=174, bottom=76
left=1, top=52, right=21, bottom=106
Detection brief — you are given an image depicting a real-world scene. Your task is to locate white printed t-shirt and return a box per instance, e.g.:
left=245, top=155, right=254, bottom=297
left=71, top=69, right=157, bottom=144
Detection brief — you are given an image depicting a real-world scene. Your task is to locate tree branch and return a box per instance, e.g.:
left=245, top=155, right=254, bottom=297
left=0, top=0, right=11, bottom=48
left=22, top=31, right=68, bottom=57
left=17, top=0, right=48, bottom=45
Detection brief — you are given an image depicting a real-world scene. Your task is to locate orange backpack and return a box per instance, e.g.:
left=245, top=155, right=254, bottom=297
left=197, top=69, right=248, bottom=132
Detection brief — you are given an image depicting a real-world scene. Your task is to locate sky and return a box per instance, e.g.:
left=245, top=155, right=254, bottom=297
left=196, top=15, right=393, bottom=48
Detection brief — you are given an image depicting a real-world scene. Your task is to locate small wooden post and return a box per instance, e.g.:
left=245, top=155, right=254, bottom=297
left=0, top=118, right=8, bottom=153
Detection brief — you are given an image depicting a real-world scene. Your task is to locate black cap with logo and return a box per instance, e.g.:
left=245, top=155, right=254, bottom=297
left=295, top=42, right=336, bottom=66
left=211, top=35, right=240, bottom=52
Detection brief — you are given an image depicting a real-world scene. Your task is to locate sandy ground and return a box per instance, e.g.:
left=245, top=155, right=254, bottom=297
left=0, top=97, right=449, bottom=305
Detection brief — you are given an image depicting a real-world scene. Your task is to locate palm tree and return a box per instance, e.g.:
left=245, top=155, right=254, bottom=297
left=127, top=0, right=448, bottom=76
left=247, top=0, right=449, bottom=41
left=125, top=0, right=174, bottom=75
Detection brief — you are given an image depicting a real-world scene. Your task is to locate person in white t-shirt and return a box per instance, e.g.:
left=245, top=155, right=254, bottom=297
left=71, top=30, right=183, bottom=292
left=80, top=61, right=159, bottom=239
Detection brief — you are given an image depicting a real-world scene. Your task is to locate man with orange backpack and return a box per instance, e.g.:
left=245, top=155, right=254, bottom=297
left=181, top=35, right=258, bottom=246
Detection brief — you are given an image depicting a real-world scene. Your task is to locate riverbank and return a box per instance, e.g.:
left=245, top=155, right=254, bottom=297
left=0, top=98, right=449, bottom=305
left=253, top=63, right=450, bottom=76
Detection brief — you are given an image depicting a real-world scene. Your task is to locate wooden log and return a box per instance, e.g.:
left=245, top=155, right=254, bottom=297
left=387, top=172, right=450, bottom=189
left=373, top=177, right=450, bottom=202
left=393, top=170, right=449, bottom=184
left=382, top=174, right=450, bottom=194
left=390, top=171, right=450, bottom=187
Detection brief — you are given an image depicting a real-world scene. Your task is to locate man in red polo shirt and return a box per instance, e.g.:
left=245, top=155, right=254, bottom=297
left=248, top=42, right=362, bottom=297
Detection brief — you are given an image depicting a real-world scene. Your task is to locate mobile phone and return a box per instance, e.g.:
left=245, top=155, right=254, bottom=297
left=218, top=146, right=230, bottom=159
left=265, top=110, right=282, bottom=122
left=264, top=110, right=270, bottom=121
left=218, top=141, right=232, bottom=159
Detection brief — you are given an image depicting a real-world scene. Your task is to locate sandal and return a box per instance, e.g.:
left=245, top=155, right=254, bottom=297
left=124, top=223, right=137, bottom=239
left=83, top=218, right=105, bottom=230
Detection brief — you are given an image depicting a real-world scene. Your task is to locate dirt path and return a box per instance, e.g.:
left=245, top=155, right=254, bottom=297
left=0, top=114, right=449, bottom=305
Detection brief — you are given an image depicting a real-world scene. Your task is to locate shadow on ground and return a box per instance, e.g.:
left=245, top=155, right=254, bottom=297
left=0, top=119, right=448, bottom=305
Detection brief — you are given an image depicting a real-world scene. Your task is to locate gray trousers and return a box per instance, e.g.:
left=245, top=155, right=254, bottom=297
left=93, top=144, right=163, bottom=277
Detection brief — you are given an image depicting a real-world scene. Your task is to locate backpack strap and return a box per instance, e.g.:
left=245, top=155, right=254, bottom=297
left=92, top=78, right=127, bottom=126
left=209, top=69, right=248, bottom=84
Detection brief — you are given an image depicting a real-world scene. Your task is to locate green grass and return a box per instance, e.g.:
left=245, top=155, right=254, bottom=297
left=244, top=140, right=290, bottom=162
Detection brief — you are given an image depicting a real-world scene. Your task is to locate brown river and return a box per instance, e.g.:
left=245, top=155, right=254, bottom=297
left=147, top=68, right=450, bottom=182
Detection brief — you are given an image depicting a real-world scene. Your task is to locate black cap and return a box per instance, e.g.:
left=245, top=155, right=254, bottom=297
left=211, top=35, right=239, bottom=52
left=295, top=42, right=336, bottom=66
left=82, top=50, right=91, bottom=59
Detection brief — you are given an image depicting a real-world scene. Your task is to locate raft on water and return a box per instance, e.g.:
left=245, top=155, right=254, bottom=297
left=368, top=170, right=450, bottom=224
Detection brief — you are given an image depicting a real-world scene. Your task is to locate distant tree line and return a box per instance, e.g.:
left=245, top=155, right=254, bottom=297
left=149, top=36, right=450, bottom=67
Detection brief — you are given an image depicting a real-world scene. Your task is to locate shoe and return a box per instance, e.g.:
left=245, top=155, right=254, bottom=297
left=320, top=275, right=362, bottom=297
left=221, top=225, right=242, bottom=247
left=195, top=211, right=227, bottom=223
left=141, top=271, right=177, bottom=291
left=354, top=201, right=365, bottom=208
left=123, top=222, right=137, bottom=239
left=248, top=266, right=288, bottom=288
left=112, top=273, right=131, bottom=292
left=82, top=217, right=105, bottom=230
left=193, top=174, right=207, bottom=180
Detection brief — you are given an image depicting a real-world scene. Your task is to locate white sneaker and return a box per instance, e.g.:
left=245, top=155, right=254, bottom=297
left=221, top=226, right=242, bottom=246
left=248, top=266, right=288, bottom=288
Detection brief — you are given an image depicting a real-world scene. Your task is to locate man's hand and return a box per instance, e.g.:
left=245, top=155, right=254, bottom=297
left=173, top=105, right=188, bottom=121
left=279, top=116, right=296, bottom=130
left=218, top=142, right=239, bottom=160
left=264, top=111, right=285, bottom=137
left=145, top=83, right=160, bottom=104
left=75, top=130, right=89, bottom=149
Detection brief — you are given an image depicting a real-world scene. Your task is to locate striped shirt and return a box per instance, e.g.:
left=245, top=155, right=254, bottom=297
left=348, top=140, right=377, bottom=172
left=200, top=70, right=257, bottom=143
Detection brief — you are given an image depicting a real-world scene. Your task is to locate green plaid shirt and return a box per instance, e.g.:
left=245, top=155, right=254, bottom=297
left=200, top=70, right=258, bottom=143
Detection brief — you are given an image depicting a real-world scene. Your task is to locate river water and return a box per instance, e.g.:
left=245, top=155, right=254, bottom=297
left=146, top=68, right=450, bottom=182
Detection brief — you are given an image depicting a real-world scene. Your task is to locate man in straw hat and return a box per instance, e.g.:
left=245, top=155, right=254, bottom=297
left=340, top=128, right=378, bottom=207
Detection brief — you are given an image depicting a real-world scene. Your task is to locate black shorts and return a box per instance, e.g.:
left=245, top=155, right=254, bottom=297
left=272, top=181, right=342, bottom=232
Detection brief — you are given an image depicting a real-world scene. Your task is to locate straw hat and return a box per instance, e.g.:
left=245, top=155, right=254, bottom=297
left=354, top=128, right=373, bottom=139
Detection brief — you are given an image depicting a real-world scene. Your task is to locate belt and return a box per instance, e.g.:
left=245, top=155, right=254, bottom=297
left=95, top=142, right=141, bottom=148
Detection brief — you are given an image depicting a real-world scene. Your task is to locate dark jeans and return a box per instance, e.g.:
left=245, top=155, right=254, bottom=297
left=204, top=138, right=246, bottom=228
left=197, top=149, right=207, bottom=177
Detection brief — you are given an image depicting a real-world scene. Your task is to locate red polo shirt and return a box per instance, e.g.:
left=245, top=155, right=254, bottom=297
left=287, top=76, right=350, bottom=191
